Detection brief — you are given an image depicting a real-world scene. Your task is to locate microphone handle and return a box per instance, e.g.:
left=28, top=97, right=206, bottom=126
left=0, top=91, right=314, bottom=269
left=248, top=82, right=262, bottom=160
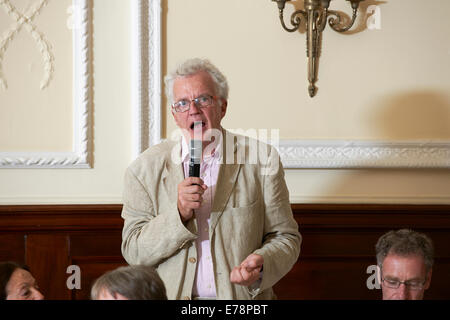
left=189, top=162, right=200, bottom=178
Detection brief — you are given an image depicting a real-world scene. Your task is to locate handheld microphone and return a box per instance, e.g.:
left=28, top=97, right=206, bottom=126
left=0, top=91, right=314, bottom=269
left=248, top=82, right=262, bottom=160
left=189, top=122, right=202, bottom=178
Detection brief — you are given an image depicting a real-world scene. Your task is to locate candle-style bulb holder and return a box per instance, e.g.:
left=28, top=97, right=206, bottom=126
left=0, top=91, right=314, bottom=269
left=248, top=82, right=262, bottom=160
left=272, top=0, right=365, bottom=97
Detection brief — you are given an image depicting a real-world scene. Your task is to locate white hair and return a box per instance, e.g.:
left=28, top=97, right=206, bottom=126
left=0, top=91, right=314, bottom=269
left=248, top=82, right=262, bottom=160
left=164, top=58, right=229, bottom=105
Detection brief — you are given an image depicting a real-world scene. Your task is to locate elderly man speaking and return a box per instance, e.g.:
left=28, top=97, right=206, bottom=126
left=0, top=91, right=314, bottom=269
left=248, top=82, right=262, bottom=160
left=121, top=58, right=301, bottom=300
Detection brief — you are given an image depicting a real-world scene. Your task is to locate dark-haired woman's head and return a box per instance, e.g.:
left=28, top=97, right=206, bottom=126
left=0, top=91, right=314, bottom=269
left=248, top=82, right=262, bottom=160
left=0, top=261, right=44, bottom=300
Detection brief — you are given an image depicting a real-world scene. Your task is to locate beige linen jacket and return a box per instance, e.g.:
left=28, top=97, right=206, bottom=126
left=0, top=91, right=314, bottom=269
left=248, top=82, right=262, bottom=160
left=121, top=130, right=301, bottom=300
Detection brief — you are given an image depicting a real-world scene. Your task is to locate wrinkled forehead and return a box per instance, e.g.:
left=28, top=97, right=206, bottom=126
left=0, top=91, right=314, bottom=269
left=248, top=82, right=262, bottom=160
left=382, top=254, right=428, bottom=278
left=7, top=268, right=35, bottom=289
left=173, top=71, right=217, bottom=97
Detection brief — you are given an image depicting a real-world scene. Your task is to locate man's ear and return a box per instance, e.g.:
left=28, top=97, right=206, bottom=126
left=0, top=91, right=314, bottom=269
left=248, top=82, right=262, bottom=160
left=171, top=108, right=182, bottom=129
left=171, top=106, right=177, bottom=119
left=424, top=268, right=432, bottom=290
left=220, top=99, right=228, bottom=118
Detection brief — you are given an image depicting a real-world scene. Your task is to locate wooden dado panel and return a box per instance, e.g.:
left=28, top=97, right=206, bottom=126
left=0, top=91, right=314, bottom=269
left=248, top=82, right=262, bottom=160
left=0, top=205, right=127, bottom=300
left=273, top=204, right=450, bottom=300
left=1, top=204, right=449, bottom=300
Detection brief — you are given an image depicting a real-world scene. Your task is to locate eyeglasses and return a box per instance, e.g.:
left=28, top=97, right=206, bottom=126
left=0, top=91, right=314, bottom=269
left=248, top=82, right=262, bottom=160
left=381, top=277, right=427, bottom=290
left=172, top=94, right=217, bottom=113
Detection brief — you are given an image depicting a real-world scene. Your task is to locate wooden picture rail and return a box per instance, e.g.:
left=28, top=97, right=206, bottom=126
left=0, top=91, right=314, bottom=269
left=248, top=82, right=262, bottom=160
left=1, top=204, right=449, bottom=300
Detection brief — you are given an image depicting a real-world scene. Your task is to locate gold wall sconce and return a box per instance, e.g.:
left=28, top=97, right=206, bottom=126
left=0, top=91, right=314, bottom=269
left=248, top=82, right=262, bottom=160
left=272, top=0, right=365, bottom=97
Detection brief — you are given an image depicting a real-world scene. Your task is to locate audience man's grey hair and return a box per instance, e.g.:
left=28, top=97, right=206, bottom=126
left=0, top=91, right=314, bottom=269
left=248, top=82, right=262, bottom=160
left=91, top=265, right=167, bottom=300
left=164, top=58, right=229, bottom=105
left=375, top=229, right=434, bottom=271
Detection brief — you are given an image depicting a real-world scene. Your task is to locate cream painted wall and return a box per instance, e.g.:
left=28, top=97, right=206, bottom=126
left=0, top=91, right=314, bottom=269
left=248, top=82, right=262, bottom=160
left=0, top=0, right=448, bottom=205
left=164, top=0, right=450, bottom=204
left=165, top=0, right=450, bottom=141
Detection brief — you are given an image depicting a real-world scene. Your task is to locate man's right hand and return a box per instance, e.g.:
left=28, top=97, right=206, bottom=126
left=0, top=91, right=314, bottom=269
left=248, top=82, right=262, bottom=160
left=177, top=177, right=207, bottom=223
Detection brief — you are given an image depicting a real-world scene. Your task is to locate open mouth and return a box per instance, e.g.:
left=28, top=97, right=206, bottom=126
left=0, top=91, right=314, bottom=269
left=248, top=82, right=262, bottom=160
left=190, top=121, right=206, bottom=130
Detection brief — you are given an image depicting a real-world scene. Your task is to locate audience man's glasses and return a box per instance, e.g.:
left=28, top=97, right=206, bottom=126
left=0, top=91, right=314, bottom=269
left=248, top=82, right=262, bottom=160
left=172, top=94, right=217, bottom=113
left=381, top=277, right=427, bottom=290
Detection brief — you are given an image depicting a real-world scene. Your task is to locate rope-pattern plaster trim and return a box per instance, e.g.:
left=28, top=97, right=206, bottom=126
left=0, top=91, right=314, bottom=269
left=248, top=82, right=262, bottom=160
left=74, top=0, right=91, bottom=167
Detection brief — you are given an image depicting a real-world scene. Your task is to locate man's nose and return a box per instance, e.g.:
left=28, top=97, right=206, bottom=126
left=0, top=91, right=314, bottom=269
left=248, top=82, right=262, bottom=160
left=188, top=101, right=201, bottom=114
left=397, top=283, right=408, bottom=300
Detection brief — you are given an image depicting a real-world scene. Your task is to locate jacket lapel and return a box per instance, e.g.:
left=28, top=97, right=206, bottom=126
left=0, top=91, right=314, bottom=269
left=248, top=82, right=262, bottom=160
left=162, top=142, right=184, bottom=212
left=210, top=132, right=241, bottom=231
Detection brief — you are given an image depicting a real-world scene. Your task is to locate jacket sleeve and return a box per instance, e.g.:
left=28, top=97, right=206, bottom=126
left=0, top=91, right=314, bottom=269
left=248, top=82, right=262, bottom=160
left=121, top=167, right=197, bottom=266
left=250, top=146, right=302, bottom=298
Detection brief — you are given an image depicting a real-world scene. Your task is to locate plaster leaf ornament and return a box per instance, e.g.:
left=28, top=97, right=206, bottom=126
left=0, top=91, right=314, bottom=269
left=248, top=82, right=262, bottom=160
left=0, top=0, right=54, bottom=90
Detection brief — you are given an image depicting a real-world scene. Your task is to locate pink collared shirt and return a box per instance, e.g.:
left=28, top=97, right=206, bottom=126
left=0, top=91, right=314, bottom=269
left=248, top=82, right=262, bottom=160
left=181, top=137, right=221, bottom=298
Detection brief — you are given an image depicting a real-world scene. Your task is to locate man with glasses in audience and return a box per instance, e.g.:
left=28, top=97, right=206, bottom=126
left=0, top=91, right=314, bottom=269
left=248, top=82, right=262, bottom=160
left=375, top=229, right=434, bottom=300
left=121, top=58, right=301, bottom=300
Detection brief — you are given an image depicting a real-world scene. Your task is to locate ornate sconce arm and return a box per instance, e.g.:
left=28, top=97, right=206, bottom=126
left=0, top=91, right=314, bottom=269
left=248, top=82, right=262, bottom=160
left=318, top=0, right=330, bottom=31
left=327, top=7, right=358, bottom=32
left=273, top=0, right=306, bottom=33
left=278, top=8, right=306, bottom=33
left=327, top=0, right=362, bottom=33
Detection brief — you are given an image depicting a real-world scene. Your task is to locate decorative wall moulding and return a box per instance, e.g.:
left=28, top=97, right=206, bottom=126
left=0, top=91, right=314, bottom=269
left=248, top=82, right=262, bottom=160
left=0, top=0, right=54, bottom=90
left=278, top=140, right=450, bottom=168
left=0, top=0, right=93, bottom=169
left=131, top=0, right=162, bottom=159
left=134, top=1, right=450, bottom=169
